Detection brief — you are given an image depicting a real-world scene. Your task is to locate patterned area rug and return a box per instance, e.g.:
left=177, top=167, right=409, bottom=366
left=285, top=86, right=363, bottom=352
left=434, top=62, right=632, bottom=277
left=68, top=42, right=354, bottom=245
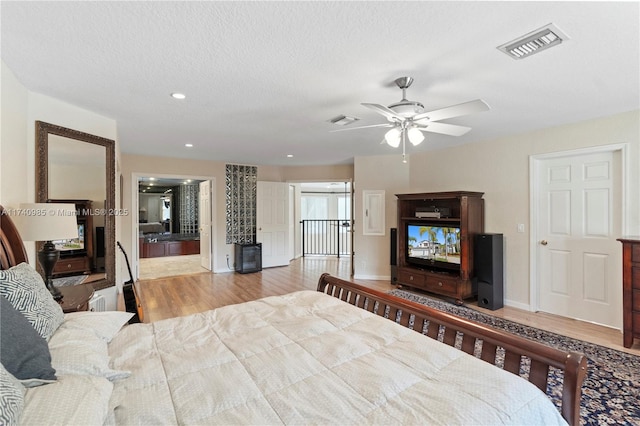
left=388, top=289, right=640, bottom=425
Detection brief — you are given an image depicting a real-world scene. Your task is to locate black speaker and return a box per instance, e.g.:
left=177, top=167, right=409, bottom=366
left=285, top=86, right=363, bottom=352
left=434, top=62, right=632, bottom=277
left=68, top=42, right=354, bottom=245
left=235, top=243, right=262, bottom=274
left=390, top=228, right=398, bottom=283
left=95, top=226, right=105, bottom=257
left=474, top=233, right=504, bottom=310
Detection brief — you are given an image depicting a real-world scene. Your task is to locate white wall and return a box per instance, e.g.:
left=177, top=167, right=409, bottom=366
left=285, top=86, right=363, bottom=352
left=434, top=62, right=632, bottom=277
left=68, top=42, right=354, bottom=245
left=353, top=154, right=410, bottom=280
left=1, top=60, right=119, bottom=310
left=1, top=62, right=29, bottom=211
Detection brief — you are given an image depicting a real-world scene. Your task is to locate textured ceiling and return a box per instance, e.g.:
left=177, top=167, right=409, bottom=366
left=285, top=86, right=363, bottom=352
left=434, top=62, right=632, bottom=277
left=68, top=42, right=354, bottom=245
left=2, top=1, right=638, bottom=166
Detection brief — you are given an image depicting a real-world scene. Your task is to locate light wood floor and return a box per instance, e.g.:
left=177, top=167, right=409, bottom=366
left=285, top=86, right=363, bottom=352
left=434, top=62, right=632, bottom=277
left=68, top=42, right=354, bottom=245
left=135, top=257, right=640, bottom=356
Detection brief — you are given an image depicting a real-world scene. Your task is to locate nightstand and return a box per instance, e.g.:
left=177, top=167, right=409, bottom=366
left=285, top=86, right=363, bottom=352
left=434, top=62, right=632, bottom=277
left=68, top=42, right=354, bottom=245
left=58, top=284, right=94, bottom=313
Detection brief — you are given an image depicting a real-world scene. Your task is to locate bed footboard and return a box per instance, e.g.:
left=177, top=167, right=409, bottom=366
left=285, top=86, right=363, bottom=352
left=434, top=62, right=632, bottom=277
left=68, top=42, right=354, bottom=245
left=317, top=273, right=587, bottom=426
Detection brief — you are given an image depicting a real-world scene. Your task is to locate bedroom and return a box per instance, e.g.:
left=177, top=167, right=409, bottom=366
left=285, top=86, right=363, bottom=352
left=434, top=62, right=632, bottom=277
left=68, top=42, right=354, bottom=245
left=2, top=0, right=637, bottom=322
left=0, top=1, right=638, bottom=423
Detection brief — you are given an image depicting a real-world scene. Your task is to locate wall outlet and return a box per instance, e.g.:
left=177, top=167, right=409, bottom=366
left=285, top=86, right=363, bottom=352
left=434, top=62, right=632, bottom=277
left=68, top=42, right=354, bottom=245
left=517, top=224, right=525, bottom=233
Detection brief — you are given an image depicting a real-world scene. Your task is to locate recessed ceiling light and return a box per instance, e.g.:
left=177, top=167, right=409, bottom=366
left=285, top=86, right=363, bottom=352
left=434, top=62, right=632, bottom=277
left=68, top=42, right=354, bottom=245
left=497, top=23, right=568, bottom=60
left=287, top=154, right=293, bottom=158
left=185, top=143, right=193, bottom=148
left=149, top=177, right=156, bottom=181
left=171, top=93, right=186, bottom=99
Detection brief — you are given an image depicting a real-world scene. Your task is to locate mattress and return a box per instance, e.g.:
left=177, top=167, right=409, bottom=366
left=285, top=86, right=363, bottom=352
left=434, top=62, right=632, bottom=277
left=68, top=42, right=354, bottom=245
left=106, top=290, right=566, bottom=425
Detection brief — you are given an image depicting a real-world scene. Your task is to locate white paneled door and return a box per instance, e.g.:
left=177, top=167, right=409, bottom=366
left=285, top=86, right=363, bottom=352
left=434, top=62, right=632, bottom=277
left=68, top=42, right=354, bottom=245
left=536, top=150, right=621, bottom=328
left=199, top=180, right=212, bottom=271
left=257, top=181, right=290, bottom=268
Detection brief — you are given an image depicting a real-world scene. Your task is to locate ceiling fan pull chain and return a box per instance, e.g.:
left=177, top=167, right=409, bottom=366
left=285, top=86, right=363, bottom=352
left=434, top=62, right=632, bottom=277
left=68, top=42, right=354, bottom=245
left=402, top=128, right=407, bottom=163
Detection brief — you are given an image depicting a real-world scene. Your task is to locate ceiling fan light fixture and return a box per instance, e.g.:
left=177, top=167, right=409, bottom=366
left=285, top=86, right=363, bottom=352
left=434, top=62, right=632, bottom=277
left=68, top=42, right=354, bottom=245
left=388, top=101, right=425, bottom=117
left=385, top=128, right=402, bottom=148
left=407, top=127, right=425, bottom=145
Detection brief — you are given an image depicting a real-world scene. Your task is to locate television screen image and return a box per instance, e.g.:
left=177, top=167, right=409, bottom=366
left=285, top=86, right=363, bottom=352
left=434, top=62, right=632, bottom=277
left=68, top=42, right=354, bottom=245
left=53, top=222, right=85, bottom=252
left=407, top=224, right=461, bottom=268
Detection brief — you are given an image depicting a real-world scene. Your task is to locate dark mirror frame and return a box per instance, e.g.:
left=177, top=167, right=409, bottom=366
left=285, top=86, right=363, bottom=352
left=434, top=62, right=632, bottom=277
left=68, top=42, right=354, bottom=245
left=35, top=121, right=116, bottom=291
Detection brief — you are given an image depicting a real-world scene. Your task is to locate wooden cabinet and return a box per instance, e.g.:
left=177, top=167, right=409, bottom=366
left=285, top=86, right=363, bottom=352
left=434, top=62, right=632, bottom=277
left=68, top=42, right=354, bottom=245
left=53, top=256, right=90, bottom=275
left=618, top=237, right=640, bottom=348
left=50, top=199, right=93, bottom=277
left=395, top=191, right=484, bottom=304
left=140, top=239, right=200, bottom=258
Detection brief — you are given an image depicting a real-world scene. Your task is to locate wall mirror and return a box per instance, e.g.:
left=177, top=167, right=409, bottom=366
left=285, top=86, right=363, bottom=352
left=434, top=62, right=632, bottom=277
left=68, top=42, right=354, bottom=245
left=36, top=121, right=115, bottom=291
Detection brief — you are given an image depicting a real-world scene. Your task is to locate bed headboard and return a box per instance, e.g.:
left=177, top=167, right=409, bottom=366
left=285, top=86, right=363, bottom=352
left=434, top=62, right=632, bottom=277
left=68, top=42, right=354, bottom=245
left=0, top=205, right=29, bottom=270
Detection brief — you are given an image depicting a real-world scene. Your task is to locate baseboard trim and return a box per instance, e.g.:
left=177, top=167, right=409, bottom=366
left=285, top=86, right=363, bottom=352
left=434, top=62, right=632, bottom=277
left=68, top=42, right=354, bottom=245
left=353, top=274, right=391, bottom=281
left=504, top=299, right=531, bottom=311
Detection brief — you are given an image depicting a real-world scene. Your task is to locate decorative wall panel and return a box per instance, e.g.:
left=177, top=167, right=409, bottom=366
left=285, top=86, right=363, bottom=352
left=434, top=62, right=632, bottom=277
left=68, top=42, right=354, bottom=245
left=175, top=184, right=199, bottom=234
left=226, top=164, right=257, bottom=244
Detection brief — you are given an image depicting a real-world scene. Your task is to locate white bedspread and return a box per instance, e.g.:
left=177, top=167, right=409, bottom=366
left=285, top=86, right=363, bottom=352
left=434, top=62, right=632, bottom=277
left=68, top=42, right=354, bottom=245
left=107, top=291, right=566, bottom=425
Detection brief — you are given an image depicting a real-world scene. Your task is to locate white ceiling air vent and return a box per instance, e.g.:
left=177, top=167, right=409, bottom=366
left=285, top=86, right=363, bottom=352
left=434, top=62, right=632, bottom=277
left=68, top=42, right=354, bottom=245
left=328, top=115, right=359, bottom=126
left=498, top=23, right=568, bottom=59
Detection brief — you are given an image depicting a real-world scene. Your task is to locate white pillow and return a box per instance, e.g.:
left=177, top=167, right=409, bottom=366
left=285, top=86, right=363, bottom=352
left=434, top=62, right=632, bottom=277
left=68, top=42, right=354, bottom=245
left=0, top=263, right=64, bottom=340
left=48, top=327, right=130, bottom=381
left=0, top=363, right=25, bottom=426
left=22, top=374, right=113, bottom=426
left=62, top=310, right=134, bottom=342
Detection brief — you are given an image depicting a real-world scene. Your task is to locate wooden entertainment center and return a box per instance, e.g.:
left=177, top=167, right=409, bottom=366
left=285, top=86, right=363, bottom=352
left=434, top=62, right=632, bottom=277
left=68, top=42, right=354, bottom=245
left=50, top=199, right=93, bottom=277
left=395, top=191, right=484, bottom=304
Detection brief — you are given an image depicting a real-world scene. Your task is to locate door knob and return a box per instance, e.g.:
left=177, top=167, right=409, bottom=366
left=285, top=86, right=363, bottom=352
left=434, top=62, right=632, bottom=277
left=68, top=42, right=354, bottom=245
left=540, top=240, right=548, bottom=246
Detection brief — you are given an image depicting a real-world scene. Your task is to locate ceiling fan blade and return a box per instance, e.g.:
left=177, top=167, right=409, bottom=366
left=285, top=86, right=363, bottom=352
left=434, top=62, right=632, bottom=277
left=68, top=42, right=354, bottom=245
left=413, top=99, right=490, bottom=122
left=415, top=122, right=472, bottom=136
left=329, top=123, right=393, bottom=133
left=361, top=103, right=404, bottom=121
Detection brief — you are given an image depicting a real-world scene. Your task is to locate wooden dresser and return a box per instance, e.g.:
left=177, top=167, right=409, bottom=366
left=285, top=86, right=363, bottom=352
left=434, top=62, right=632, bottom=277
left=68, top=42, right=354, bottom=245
left=618, top=237, right=640, bottom=348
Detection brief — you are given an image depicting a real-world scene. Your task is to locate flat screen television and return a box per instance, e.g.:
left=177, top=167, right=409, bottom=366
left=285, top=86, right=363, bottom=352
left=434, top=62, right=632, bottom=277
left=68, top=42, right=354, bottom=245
left=406, top=223, right=461, bottom=272
left=53, top=222, right=86, bottom=257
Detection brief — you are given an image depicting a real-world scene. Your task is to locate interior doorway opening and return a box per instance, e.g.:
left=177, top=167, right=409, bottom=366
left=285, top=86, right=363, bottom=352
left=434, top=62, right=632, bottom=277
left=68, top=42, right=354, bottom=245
left=297, top=181, right=353, bottom=275
left=137, top=176, right=209, bottom=280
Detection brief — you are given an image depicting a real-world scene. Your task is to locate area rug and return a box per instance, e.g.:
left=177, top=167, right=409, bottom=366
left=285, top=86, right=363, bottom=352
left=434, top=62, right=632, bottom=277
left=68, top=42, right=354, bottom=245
left=388, top=289, right=640, bottom=425
left=51, top=274, right=87, bottom=287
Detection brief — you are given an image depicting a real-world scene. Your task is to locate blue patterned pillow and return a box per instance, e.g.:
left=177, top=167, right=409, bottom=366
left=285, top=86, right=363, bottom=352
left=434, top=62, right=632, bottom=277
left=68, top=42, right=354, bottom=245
left=0, top=263, right=64, bottom=341
left=0, top=363, right=25, bottom=426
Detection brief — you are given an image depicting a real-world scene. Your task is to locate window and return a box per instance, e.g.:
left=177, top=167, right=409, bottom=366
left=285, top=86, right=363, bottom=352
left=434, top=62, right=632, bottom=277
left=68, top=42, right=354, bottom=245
left=301, top=196, right=329, bottom=220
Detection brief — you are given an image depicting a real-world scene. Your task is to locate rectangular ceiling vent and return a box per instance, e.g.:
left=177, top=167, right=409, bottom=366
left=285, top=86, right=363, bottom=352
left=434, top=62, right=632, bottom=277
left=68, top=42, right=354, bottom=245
left=328, top=115, right=359, bottom=126
left=498, top=23, right=568, bottom=59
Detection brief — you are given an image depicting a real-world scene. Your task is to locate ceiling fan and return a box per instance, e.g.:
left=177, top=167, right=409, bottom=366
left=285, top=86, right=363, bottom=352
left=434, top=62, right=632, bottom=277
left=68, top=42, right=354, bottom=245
left=333, top=77, right=490, bottom=161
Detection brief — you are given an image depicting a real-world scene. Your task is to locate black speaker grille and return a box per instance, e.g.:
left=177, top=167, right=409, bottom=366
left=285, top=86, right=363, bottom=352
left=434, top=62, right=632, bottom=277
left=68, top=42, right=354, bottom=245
left=474, top=234, right=504, bottom=310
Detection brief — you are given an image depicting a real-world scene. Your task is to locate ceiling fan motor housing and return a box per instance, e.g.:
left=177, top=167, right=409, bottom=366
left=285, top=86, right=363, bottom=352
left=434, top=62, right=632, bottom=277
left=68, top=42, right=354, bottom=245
left=388, top=76, right=425, bottom=117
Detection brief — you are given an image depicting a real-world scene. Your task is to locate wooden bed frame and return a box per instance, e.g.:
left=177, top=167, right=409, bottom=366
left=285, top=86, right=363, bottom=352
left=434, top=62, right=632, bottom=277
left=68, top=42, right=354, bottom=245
left=0, top=205, right=28, bottom=270
left=1, top=206, right=586, bottom=425
left=318, top=273, right=588, bottom=426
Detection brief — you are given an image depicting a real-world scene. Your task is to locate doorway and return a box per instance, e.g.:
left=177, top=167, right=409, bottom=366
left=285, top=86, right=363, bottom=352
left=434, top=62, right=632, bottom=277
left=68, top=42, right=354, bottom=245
left=531, top=144, right=626, bottom=329
left=297, top=181, right=353, bottom=274
left=136, top=175, right=212, bottom=280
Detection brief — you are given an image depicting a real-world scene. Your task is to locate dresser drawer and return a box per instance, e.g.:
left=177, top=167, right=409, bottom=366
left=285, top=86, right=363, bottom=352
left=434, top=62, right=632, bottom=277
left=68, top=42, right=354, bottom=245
left=398, top=270, right=425, bottom=287
left=632, top=244, right=640, bottom=263
left=53, top=256, right=89, bottom=274
left=633, top=290, right=640, bottom=311
left=425, top=274, right=459, bottom=294
left=632, top=266, right=640, bottom=290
